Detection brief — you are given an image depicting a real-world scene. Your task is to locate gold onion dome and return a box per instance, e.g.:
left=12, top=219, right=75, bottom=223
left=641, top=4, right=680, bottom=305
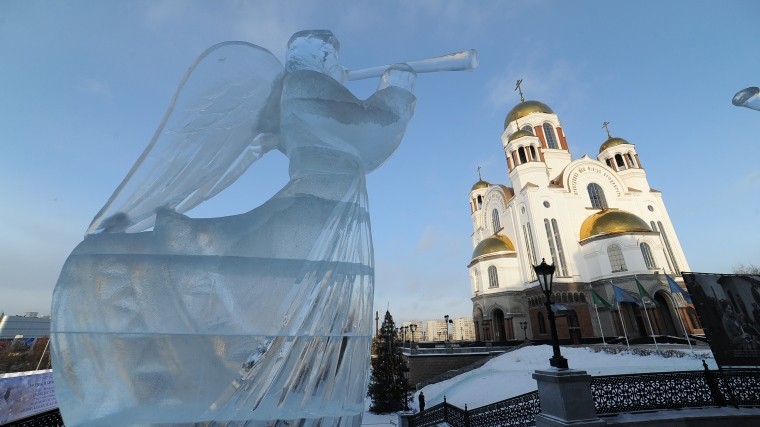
left=579, top=209, right=651, bottom=240
left=471, top=179, right=490, bottom=191
left=504, top=100, right=554, bottom=130
left=599, top=136, right=631, bottom=154
left=472, top=234, right=515, bottom=259
left=508, top=128, right=534, bottom=142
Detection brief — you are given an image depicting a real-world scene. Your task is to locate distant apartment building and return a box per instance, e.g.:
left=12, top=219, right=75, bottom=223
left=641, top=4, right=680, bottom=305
left=451, top=317, right=476, bottom=342
left=400, top=320, right=423, bottom=342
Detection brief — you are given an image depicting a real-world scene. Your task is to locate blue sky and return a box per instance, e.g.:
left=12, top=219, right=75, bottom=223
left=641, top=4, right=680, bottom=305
left=1, top=1, right=759, bottom=324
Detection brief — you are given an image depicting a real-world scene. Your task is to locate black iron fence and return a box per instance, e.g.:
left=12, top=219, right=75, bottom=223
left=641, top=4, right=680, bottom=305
left=408, top=364, right=760, bottom=427
left=408, top=392, right=539, bottom=427
left=591, top=363, right=760, bottom=415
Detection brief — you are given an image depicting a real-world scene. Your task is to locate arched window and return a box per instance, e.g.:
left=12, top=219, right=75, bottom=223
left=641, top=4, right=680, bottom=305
left=538, top=311, right=546, bottom=334
left=529, top=145, right=537, bottom=161
left=488, top=266, right=499, bottom=288
left=522, top=125, right=533, bottom=133
left=551, top=219, right=568, bottom=277
left=543, top=123, right=558, bottom=149
left=587, top=183, right=608, bottom=209
left=626, top=153, right=636, bottom=168
left=640, top=242, right=657, bottom=269
left=615, top=154, right=627, bottom=170
left=580, top=293, right=586, bottom=302
left=476, top=195, right=483, bottom=209
left=518, top=147, right=528, bottom=164
left=658, top=221, right=681, bottom=274
left=491, top=209, right=501, bottom=232
left=607, top=244, right=627, bottom=272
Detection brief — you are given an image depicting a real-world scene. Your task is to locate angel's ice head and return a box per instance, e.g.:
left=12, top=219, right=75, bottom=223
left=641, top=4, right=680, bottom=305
left=285, top=30, right=344, bottom=83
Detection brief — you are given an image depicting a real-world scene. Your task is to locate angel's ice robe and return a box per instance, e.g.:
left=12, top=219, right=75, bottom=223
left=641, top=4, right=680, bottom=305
left=50, top=69, right=416, bottom=425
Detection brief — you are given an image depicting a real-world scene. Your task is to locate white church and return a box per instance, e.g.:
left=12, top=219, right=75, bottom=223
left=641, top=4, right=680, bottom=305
left=467, top=92, right=702, bottom=343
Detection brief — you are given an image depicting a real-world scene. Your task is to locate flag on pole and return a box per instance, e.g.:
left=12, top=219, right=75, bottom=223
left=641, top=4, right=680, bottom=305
left=666, top=274, right=692, bottom=303
left=635, top=277, right=657, bottom=307
left=592, top=290, right=613, bottom=309
left=613, top=284, right=642, bottom=306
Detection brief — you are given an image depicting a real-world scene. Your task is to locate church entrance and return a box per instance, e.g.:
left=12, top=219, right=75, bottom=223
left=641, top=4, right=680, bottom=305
left=492, top=309, right=507, bottom=343
left=654, top=291, right=677, bottom=335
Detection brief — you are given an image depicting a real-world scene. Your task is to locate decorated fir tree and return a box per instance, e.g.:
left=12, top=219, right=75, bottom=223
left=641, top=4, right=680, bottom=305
left=367, top=310, right=410, bottom=413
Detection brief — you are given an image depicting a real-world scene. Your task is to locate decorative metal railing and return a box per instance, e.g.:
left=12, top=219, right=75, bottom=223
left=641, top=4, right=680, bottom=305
left=590, top=365, right=760, bottom=415
left=408, top=391, right=539, bottom=427
left=590, top=370, right=716, bottom=414
left=408, top=365, right=760, bottom=427
left=467, top=390, right=540, bottom=427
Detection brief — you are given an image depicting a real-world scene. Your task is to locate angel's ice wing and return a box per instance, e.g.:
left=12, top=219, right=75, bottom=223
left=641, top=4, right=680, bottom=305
left=87, top=41, right=284, bottom=235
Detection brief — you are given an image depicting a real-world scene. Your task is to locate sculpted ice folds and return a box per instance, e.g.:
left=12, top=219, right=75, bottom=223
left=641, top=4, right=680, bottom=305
left=51, top=29, right=474, bottom=426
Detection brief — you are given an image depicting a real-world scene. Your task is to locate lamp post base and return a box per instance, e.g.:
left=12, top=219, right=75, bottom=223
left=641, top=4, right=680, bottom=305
left=550, top=354, right=569, bottom=369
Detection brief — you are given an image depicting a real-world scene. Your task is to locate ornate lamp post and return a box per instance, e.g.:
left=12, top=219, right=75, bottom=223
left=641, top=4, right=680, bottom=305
left=520, top=321, right=528, bottom=341
left=533, top=258, right=568, bottom=369
left=409, top=324, right=417, bottom=344
left=444, top=315, right=450, bottom=342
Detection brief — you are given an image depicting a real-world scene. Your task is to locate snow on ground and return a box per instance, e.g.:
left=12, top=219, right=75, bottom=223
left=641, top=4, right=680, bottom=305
left=361, top=344, right=714, bottom=424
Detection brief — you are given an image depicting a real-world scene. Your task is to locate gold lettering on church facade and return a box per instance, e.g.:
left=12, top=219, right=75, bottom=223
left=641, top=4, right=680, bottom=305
left=568, top=164, right=622, bottom=196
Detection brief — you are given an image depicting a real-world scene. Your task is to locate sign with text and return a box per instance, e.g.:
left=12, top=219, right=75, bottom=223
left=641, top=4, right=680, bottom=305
left=0, top=369, right=58, bottom=424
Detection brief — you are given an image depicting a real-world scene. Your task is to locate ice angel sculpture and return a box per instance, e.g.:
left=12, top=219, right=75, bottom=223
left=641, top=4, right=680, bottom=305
left=51, top=30, right=476, bottom=426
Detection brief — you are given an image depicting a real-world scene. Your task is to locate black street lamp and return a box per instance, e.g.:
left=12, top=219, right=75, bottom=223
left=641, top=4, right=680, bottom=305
left=533, top=258, right=569, bottom=369
left=410, top=324, right=417, bottom=344
left=520, top=321, right=528, bottom=341
left=444, top=315, right=453, bottom=342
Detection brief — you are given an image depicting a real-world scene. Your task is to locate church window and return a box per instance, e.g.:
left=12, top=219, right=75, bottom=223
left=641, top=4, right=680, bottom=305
left=551, top=219, right=568, bottom=277
left=605, top=158, right=613, bottom=168
left=488, top=266, right=499, bottom=288
left=607, top=244, right=627, bottom=272
left=512, top=151, right=518, bottom=167
left=476, top=195, right=483, bottom=209
left=544, top=219, right=559, bottom=271
left=580, top=293, right=586, bottom=302
left=491, top=209, right=501, bottom=232
left=615, top=154, right=627, bottom=170
left=523, top=224, right=537, bottom=281
left=538, top=312, right=547, bottom=334
left=522, top=125, right=532, bottom=133
left=587, top=183, right=608, bottom=209
left=518, top=147, right=528, bottom=164
left=627, top=153, right=637, bottom=168
left=640, top=242, right=657, bottom=269
left=543, top=123, right=558, bottom=149
left=529, top=145, right=537, bottom=161
left=658, top=221, right=681, bottom=274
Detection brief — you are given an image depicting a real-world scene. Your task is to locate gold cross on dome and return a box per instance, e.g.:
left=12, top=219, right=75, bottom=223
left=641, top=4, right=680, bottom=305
left=477, top=166, right=482, bottom=180
left=602, top=121, right=612, bottom=138
left=515, top=79, right=525, bottom=102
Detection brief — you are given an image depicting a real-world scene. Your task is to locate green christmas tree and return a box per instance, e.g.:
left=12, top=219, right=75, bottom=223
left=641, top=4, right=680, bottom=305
left=368, top=310, right=410, bottom=413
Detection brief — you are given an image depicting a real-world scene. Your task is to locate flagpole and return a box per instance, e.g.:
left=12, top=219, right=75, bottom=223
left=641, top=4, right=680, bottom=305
left=594, top=301, right=607, bottom=345
left=616, top=300, right=630, bottom=348
left=667, top=287, right=693, bottom=352
left=665, top=270, right=694, bottom=352
left=635, top=276, right=659, bottom=352
left=611, top=280, right=630, bottom=348
left=640, top=300, right=659, bottom=352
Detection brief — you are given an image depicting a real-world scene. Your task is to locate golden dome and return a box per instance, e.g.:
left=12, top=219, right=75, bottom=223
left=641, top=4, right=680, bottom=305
left=472, top=234, right=515, bottom=259
left=579, top=209, right=651, bottom=240
left=471, top=179, right=490, bottom=191
left=598, top=137, right=631, bottom=154
left=504, top=100, right=554, bottom=129
left=507, top=128, right=534, bottom=142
